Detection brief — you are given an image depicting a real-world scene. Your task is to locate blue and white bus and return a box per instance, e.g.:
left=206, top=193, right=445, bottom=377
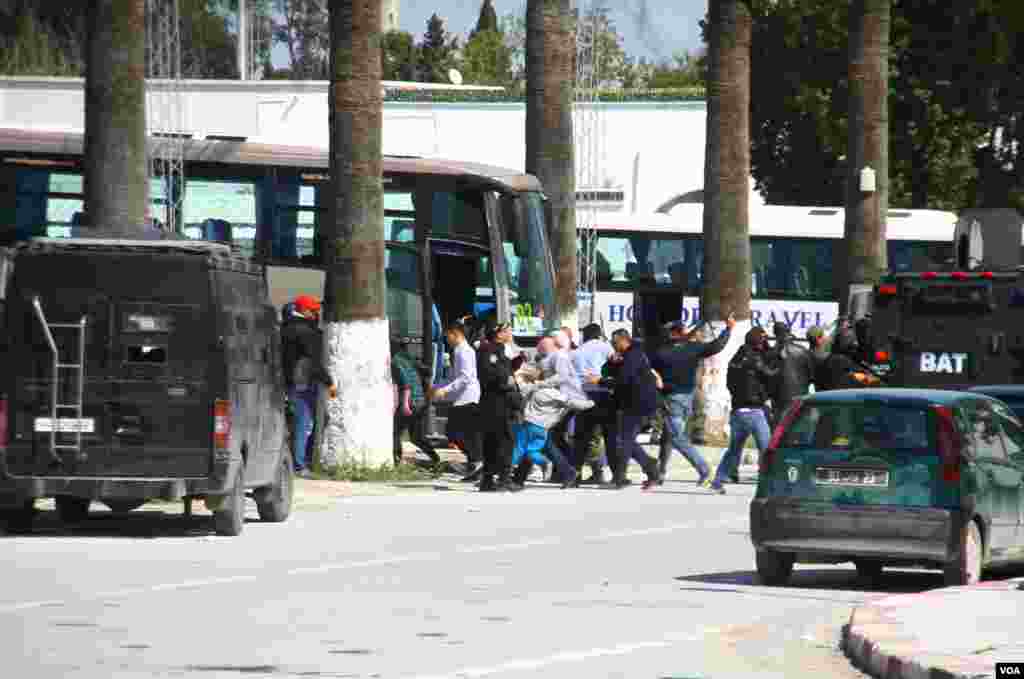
left=579, top=204, right=960, bottom=337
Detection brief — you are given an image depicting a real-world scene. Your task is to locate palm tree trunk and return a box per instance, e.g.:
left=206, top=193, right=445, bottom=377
left=320, top=0, right=391, bottom=469
left=841, top=0, right=889, bottom=313
left=525, top=0, right=577, bottom=329
left=696, top=0, right=752, bottom=444
left=83, top=0, right=147, bottom=236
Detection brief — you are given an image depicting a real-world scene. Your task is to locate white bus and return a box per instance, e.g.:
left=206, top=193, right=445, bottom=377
left=578, top=204, right=959, bottom=337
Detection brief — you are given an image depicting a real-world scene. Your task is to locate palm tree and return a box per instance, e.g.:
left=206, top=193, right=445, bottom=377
left=698, top=0, right=752, bottom=443
left=320, top=0, right=392, bottom=469
left=525, top=0, right=577, bottom=329
left=83, top=0, right=147, bottom=236
left=841, top=0, right=890, bottom=312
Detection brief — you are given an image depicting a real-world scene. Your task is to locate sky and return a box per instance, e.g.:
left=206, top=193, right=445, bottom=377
left=400, top=0, right=706, bottom=63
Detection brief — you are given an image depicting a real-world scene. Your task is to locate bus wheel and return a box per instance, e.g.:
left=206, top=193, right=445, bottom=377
left=213, top=466, right=246, bottom=536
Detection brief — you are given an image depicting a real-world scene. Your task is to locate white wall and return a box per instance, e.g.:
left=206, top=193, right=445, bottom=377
left=0, top=77, right=723, bottom=214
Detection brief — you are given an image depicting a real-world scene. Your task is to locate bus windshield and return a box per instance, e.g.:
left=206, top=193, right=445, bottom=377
left=505, top=193, right=558, bottom=337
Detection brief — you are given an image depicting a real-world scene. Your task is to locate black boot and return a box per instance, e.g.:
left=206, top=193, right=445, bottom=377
left=479, top=474, right=502, bottom=492
left=512, top=459, right=533, bottom=487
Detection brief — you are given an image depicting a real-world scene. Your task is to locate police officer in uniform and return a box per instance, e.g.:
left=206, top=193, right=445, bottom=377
left=476, top=321, right=519, bottom=492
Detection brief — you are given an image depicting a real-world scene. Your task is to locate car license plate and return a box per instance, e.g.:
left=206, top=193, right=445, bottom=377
left=814, top=467, right=889, bottom=487
left=34, top=418, right=95, bottom=434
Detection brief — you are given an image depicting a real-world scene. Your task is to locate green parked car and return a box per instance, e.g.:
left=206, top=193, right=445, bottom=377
left=750, top=388, right=1024, bottom=587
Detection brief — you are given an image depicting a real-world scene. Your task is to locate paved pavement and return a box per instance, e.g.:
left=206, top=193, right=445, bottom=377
left=844, top=577, right=1024, bottom=679
left=2, top=450, right=1007, bottom=679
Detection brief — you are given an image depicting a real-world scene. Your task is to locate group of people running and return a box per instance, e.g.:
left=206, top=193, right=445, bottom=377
left=281, top=290, right=881, bottom=491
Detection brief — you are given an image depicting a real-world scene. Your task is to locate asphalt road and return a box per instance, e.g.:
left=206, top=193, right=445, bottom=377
left=0, top=477, right=957, bottom=679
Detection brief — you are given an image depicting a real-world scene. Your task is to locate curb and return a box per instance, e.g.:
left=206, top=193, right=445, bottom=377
left=842, top=579, right=1023, bottom=679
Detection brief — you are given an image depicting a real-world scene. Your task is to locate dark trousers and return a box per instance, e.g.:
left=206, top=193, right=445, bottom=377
left=573, top=396, right=614, bottom=473
left=394, top=406, right=440, bottom=466
left=481, top=419, right=514, bottom=481
left=447, top=403, right=483, bottom=465
left=617, top=413, right=658, bottom=481
left=547, top=413, right=574, bottom=481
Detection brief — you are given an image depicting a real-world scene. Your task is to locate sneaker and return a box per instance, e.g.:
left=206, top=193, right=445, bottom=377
left=641, top=478, right=659, bottom=491
left=696, top=475, right=713, bottom=489
left=612, top=478, right=633, bottom=489
left=295, top=468, right=314, bottom=479
left=710, top=482, right=726, bottom=494
left=728, top=473, right=741, bottom=484
left=580, top=471, right=605, bottom=485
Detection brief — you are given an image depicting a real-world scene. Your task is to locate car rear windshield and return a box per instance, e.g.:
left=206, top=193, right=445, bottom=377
left=779, top=402, right=934, bottom=453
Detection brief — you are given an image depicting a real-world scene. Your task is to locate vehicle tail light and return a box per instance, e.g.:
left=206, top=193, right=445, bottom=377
left=980, top=271, right=994, bottom=279
left=874, top=350, right=890, bottom=362
left=213, top=399, right=231, bottom=450
left=0, top=396, right=8, bottom=449
left=933, top=405, right=961, bottom=483
left=762, top=399, right=803, bottom=474
left=951, top=271, right=968, bottom=280
left=877, top=284, right=898, bottom=296
left=921, top=271, right=939, bottom=280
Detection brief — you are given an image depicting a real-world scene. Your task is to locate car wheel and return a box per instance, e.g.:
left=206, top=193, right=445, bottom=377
left=103, top=499, right=147, bottom=514
left=255, top=451, right=293, bottom=523
left=944, top=520, right=982, bottom=586
left=755, top=550, right=794, bottom=586
left=854, top=559, right=884, bottom=582
left=213, top=465, right=246, bottom=536
left=55, top=496, right=91, bottom=523
left=4, top=499, right=36, bottom=534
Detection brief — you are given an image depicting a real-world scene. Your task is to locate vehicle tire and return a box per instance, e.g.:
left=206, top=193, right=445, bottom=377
left=755, top=550, right=794, bottom=586
left=102, top=499, right=146, bottom=514
left=255, top=452, right=293, bottom=523
left=854, top=559, right=884, bottom=582
left=944, top=520, right=982, bottom=586
left=4, top=500, right=36, bottom=534
left=55, top=496, right=91, bottom=523
left=213, top=465, right=246, bottom=537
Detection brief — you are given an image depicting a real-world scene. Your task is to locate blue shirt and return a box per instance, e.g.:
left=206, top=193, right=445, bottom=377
left=572, top=339, right=614, bottom=393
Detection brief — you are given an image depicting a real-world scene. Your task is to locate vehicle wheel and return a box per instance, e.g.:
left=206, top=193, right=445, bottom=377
left=755, top=550, right=794, bottom=586
left=255, top=452, right=293, bottom=523
left=4, top=500, right=36, bottom=534
left=213, top=465, right=246, bottom=536
left=944, top=520, right=982, bottom=586
left=55, top=496, right=91, bottom=523
left=102, top=499, right=146, bottom=514
left=854, top=559, right=884, bottom=582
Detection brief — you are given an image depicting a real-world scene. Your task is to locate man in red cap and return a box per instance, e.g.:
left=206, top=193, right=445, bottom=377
left=282, top=294, right=336, bottom=477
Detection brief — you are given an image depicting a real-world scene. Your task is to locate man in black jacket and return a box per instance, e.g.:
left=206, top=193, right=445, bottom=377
left=281, top=295, right=337, bottom=477
left=607, top=329, right=661, bottom=490
left=653, top=317, right=734, bottom=485
left=476, top=321, right=519, bottom=492
left=710, top=326, right=779, bottom=494
left=770, top=322, right=815, bottom=425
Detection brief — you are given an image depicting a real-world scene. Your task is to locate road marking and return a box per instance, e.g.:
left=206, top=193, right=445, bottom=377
left=402, top=627, right=722, bottom=678
left=0, top=517, right=745, bottom=613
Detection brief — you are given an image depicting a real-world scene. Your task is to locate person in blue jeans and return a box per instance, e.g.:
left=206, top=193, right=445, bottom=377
left=281, top=295, right=337, bottom=477
left=653, top=316, right=735, bottom=486
left=712, top=326, right=779, bottom=494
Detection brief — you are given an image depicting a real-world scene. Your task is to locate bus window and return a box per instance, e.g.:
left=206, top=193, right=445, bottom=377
left=750, top=238, right=833, bottom=301
left=888, top=240, right=952, bottom=273
left=384, top=190, right=416, bottom=243
left=432, top=190, right=487, bottom=243
left=502, top=193, right=557, bottom=337
left=183, top=179, right=258, bottom=258
left=385, top=245, right=423, bottom=341
left=593, top=233, right=699, bottom=292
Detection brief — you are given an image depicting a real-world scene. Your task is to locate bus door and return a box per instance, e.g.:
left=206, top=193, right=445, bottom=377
left=632, top=287, right=684, bottom=356
left=424, top=239, right=494, bottom=444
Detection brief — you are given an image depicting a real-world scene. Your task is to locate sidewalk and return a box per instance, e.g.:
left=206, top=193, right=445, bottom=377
left=843, top=578, right=1024, bottom=679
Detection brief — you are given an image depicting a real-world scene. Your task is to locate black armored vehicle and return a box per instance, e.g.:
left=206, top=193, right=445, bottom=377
left=0, top=238, right=292, bottom=535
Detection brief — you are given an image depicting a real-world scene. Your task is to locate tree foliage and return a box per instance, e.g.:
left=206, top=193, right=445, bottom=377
left=381, top=30, right=418, bottom=82
left=418, top=13, right=460, bottom=83
left=471, top=0, right=499, bottom=39
left=462, top=29, right=512, bottom=86
left=746, top=0, right=1024, bottom=211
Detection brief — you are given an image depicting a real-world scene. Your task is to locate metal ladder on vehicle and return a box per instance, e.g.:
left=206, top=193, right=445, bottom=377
left=31, top=297, right=87, bottom=462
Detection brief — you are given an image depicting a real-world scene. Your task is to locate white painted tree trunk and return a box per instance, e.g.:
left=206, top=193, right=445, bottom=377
left=694, top=319, right=750, bottom=453
left=318, top=318, right=393, bottom=469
